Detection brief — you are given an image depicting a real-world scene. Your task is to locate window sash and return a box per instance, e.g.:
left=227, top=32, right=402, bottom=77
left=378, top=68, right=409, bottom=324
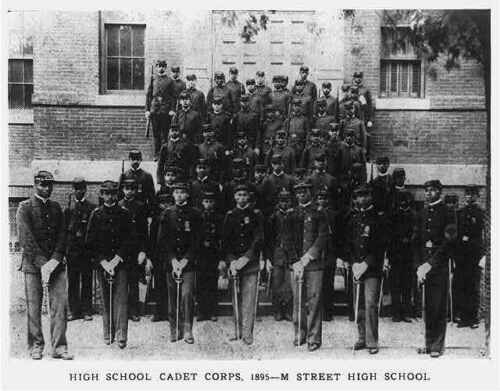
left=380, top=60, right=421, bottom=98
left=8, top=59, right=33, bottom=109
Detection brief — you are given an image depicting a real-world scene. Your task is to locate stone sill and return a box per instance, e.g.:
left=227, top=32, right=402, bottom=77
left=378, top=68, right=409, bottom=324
left=8, top=109, right=34, bottom=124
left=375, top=98, right=430, bottom=110
left=95, top=93, right=144, bottom=107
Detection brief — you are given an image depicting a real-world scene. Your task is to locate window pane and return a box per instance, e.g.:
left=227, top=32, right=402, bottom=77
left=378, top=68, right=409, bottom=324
left=119, top=25, right=132, bottom=57
left=107, top=58, right=119, bottom=89
left=412, top=62, right=421, bottom=97
left=400, top=62, right=408, bottom=92
left=380, top=61, right=387, bottom=93
left=8, top=84, right=24, bottom=109
left=24, top=60, right=33, bottom=83
left=132, top=58, right=144, bottom=90
left=9, top=30, right=23, bottom=57
left=119, top=58, right=132, bottom=89
left=9, top=60, right=24, bottom=82
left=132, top=27, right=144, bottom=57
left=390, top=62, right=397, bottom=92
left=24, top=84, right=33, bottom=108
left=107, top=25, right=119, bottom=57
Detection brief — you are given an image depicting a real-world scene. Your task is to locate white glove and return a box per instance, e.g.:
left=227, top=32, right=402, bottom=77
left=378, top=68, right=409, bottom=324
left=265, top=259, right=273, bottom=273
left=292, top=261, right=304, bottom=279
left=168, top=110, right=176, bottom=116
left=417, top=262, right=432, bottom=284
left=145, top=258, right=153, bottom=272
left=145, top=111, right=150, bottom=119
left=352, top=261, right=368, bottom=281
left=137, top=251, right=147, bottom=265
left=336, top=258, right=344, bottom=269
left=229, top=261, right=238, bottom=276
left=479, top=256, right=486, bottom=269
left=254, top=148, right=260, bottom=156
left=300, top=253, right=312, bottom=267
left=383, top=257, right=390, bottom=273
left=259, top=258, right=265, bottom=271
left=41, top=258, right=59, bottom=286
left=367, top=121, right=373, bottom=128
left=100, top=260, right=114, bottom=276
left=218, top=261, right=227, bottom=272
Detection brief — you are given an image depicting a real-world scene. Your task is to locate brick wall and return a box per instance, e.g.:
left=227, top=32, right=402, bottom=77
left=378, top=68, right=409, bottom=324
left=8, top=124, right=35, bottom=167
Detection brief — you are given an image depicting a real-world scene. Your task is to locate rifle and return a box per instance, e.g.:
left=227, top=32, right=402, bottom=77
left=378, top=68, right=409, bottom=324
left=145, top=63, right=154, bottom=138
left=369, top=161, right=374, bottom=182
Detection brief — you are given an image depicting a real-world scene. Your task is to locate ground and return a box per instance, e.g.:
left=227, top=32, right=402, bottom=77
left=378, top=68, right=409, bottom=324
left=9, top=311, right=485, bottom=360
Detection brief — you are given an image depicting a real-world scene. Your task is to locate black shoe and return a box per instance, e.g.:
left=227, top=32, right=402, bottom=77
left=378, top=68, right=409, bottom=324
left=130, top=315, right=140, bottom=322
left=274, top=312, right=284, bottom=321
left=430, top=351, right=442, bottom=358
left=308, top=343, right=321, bottom=352
left=457, top=321, right=471, bottom=328
left=470, top=322, right=479, bottom=329
left=392, top=316, right=401, bottom=322
left=293, top=338, right=306, bottom=347
left=348, top=314, right=355, bottom=322
left=210, top=316, right=218, bottom=322
left=31, top=350, right=43, bottom=360
left=242, top=337, right=254, bottom=345
left=284, top=313, right=293, bottom=322
left=52, top=351, right=74, bottom=360
left=417, top=347, right=429, bottom=354
left=323, top=313, right=333, bottom=322
left=401, top=317, right=412, bottom=323
left=118, top=341, right=127, bottom=349
left=369, top=347, right=379, bottom=354
left=67, top=313, right=76, bottom=321
left=353, top=341, right=366, bottom=351
left=151, top=314, right=163, bottom=322
left=83, top=314, right=93, bottom=321
left=197, top=315, right=209, bottom=322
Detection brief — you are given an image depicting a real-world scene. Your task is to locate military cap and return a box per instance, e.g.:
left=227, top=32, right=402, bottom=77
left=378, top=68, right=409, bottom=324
left=212, top=96, right=224, bottom=104
left=350, top=85, right=359, bottom=93
left=264, top=104, right=275, bottom=112
left=240, top=94, right=249, bottom=102
left=156, top=60, right=167, bottom=67
left=354, top=185, right=371, bottom=196
left=313, top=154, right=326, bottom=162
left=345, top=129, right=355, bottom=137
left=171, top=182, right=189, bottom=191
left=122, top=178, right=138, bottom=188
left=299, top=65, right=309, bottom=73
left=294, top=181, right=312, bottom=191
left=179, top=91, right=191, bottom=100
left=376, top=156, right=390, bottom=165
left=236, top=131, right=247, bottom=139
left=201, top=190, right=217, bottom=200
left=157, top=193, right=173, bottom=203
left=444, top=194, right=458, bottom=204
left=295, top=168, right=307, bottom=177
left=278, top=188, right=293, bottom=200
left=341, top=83, right=351, bottom=92
left=229, top=66, right=238, bottom=74
left=246, top=78, right=256, bottom=85
left=255, top=164, right=267, bottom=172
left=398, top=191, right=414, bottom=204
left=353, top=71, right=364, bottom=78
left=464, top=184, right=480, bottom=196
left=234, top=183, right=250, bottom=193
left=316, top=98, right=327, bottom=107
left=352, top=162, right=364, bottom=172
left=321, top=81, right=332, bottom=88
left=196, top=158, right=209, bottom=167
left=317, top=186, right=329, bottom=198
left=294, top=79, right=305, bottom=86
left=271, top=154, right=283, bottom=164
left=72, top=176, right=86, bottom=189
left=214, top=71, right=225, bottom=79
left=311, top=128, right=322, bottom=137
left=171, top=66, right=180, bottom=73
left=232, top=157, right=245, bottom=167
left=272, top=75, right=281, bottom=83
left=292, top=98, right=302, bottom=106
left=329, top=122, right=340, bottom=130
left=393, top=167, right=406, bottom=178
left=100, top=180, right=119, bottom=193
left=256, top=70, right=265, bottom=77
left=186, top=74, right=197, bottom=81
left=276, top=129, right=287, bottom=137
left=202, top=123, right=213, bottom=133
left=165, top=165, right=181, bottom=175
left=34, top=170, right=54, bottom=184
left=128, top=149, right=142, bottom=160
left=424, top=179, right=443, bottom=190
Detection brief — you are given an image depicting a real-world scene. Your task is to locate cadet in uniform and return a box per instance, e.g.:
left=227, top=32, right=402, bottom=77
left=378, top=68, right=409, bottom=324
left=326, top=123, right=344, bottom=181
left=266, top=189, right=296, bottom=321
left=246, top=78, right=264, bottom=125
left=455, top=185, right=484, bottom=328
left=338, top=129, right=367, bottom=186
left=176, top=91, right=202, bottom=144
left=261, top=154, right=296, bottom=218
left=291, top=79, right=314, bottom=121
left=388, top=191, right=416, bottom=322
left=233, top=132, right=258, bottom=179
left=255, top=71, right=272, bottom=106
left=190, top=158, right=222, bottom=210
left=156, top=182, right=202, bottom=343
left=222, top=184, right=264, bottom=345
left=270, top=75, right=291, bottom=116
left=65, top=177, right=96, bottom=321
left=146, top=60, right=176, bottom=160
left=118, top=149, right=156, bottom=210
left=226, top=67, right=246, bottom=114
left=208, top=95, right=233, bottom=150
left=207, top=71, right=233, bottom=114
left=298, top=66, right=318, bottom=101
left=261, top=105, right=283, bottom=160
left=352, top=71, right=373, bottom=130
left=16, top=171, right=73, bottom=360
left=265, top=129, right=296, bottom=175
left=119, top=178, right=150, bottom=321
left=234, top=94, right=260, bottom=151
left=308, top=154, right=340, bottom=209
left=313, top=99, right=337, bottom=134
left=86, top=181, right=133, bottom=348
left=291, top=181, right=328, bottom=351
left=416, top=180, right=456, bottom=357
left=300, top=129, right=327, bottom=172
left=197, top=190, right=224, bottom=321
left=317, top=81, right=338, bottom=117
left=171, top=66, right=186, bottom=101
left=348, top=185, right=385, bottom=354
left=198, top=125, right=227, bottom=182
left=286, top=99, right=310, bottom=167
left=185, top=74, right=206, bottom=120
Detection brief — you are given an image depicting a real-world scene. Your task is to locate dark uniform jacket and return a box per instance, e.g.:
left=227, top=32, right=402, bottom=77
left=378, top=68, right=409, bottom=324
left=326, top=139, right=344, bottom=179
left=261, top=172, right=296, bottom=216
left=198, top=140, right=227, bottom=181
left=343, top=117, right=366, bottom=148
left=318, top=205, right=340, bottom=264
left=146, top=74, right=175, bottom=115
left=190, top=176, right=222, bottom=210
left=199, top=210, right=224, bottom=268
left=225, top=80, right=245, bottom=113
left=186, top=87, right=206, bottom=119
left=156, top=203, right=202, bottom=272
left=416, top=199, right=456, bottom=272
left=270, top=89, right=291, bottom=116
left=388, top=206, right=417, bottom=261
left=176, top=108, right=202, bottom=143
left=308, top=171, right=341, bottom=209
left=303, top=80, right=318, bottom=102
left=261, top=117, right=284, bottom=153
left=285, top=114, right=310, bottom=143
left=345, top=204, right=385, bottom=278
left=264, top=145, right=296, bottom=174
left=172, top=78, right=187, bottom=101
left=85, top=203, right=133, bottom=269
left=266, top=207, right=299, bottom=267
left=294, top=202, right=328, bottom=271
left=16, top=196, right=66, bottom=273
left=118, top=197, right=149, bottom=257
left=157, top=138, right=199, bottom=184
left=456, top=203, right=484, bottom=261
left=234, top=109, right=260, bottom=148
left=300, top=144, right=327, bottom=171
left=255, top=84, right=272, bottom=106
left=357, top=85, right=373, bottom=123
left=64, top=198, right=96, bottom=256
left=370, top=173, right=394, bottom=217
left=314, top=113, right=337, bottom=134
left=248, top=92, right=264, bottom=124
left=208, top=111, right=233, bottom=148
left=222, top=205, right=264, bottom=274
left=118, top=168, right=156, bottom=210
left=292, top=92, right=314, bottom=121
left=207, top=86, right=233, bottom=114
left=314, top=94, right=338, bottom=117
left=338, top=143, right=366, bottom=182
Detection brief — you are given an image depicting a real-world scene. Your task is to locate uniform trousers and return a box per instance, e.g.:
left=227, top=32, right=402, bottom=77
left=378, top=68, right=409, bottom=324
left=424, top=269, right=448, bottom=353
left=389, top=256, right=413, bottom=319
left=151, top=259, right=168, bottom=319
left=292, top=270, right=323, bottom=345
left=167, top=271, right=195, bottom=338
left=197, top=252, right=219, bottom=318
left=151, top=113, right=170, bottom=157
left=97, top=268, right=128, bottom=343
left=24, top=266, right=68, bottom=355
left=322, top=259, right=336, bottom=317
left=232, top=271, right=258, bottom=340
left=355, top=276, right=380, bottom=348
left=454, top=251, right=481, bottom=323
left=127, top=264, right=140, bottom=317
left=66, top=250, right=92, bottom=317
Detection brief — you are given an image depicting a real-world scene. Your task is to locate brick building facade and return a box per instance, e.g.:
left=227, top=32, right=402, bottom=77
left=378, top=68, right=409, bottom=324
left=8, top=10, right=488, bottom=235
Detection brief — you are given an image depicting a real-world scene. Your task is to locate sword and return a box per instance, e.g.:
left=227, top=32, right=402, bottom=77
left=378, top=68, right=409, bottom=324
left=107, top=273, right=114, bottom=345
left=174, top=272, right=183, bottom=341
left=296, top=273, right=304, bottom=347
left=353, top=278, right=361, bottom=354
left=232, top=272, right=241, bottom=340
left=448, top=258, right=453, bottom=324
left=254, top=270, right=261, bottom=325
left=378, top=274, right=385, bottom=316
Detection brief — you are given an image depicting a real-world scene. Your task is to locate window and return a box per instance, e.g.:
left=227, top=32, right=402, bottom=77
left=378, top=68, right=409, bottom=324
left=8, top=11, right=35, bottom=109
left=380, top=26, right=423, bottom=98
left=104, top=24, right=145, bottom=91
